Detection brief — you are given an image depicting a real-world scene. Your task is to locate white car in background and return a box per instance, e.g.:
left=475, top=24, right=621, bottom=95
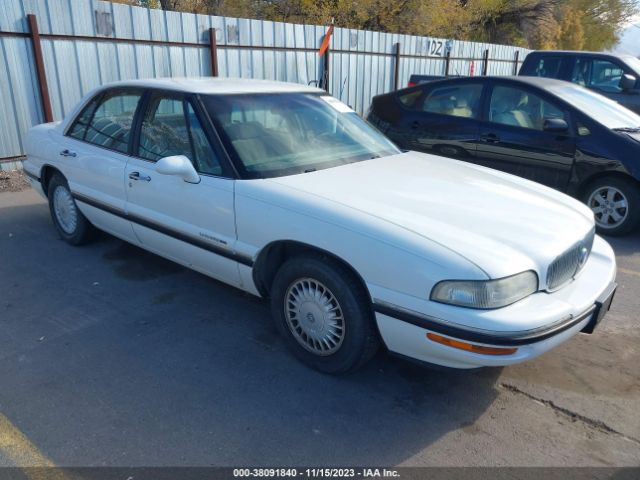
left=23, top=78, right=617, bottom=373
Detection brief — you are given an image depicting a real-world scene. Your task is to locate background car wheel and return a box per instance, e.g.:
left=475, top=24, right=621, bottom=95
left=47, top=173, right=94, bottom=245
left=270, top=254, right=379, bottom=374
left=583, top=176, right=640, bottom=236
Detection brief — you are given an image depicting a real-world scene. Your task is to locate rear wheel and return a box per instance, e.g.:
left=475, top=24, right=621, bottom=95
left=270, top=255, right=379, bottom=374
left=583, top=176, right=640, bottom=236
left=47, top=173, right=94, bottom=245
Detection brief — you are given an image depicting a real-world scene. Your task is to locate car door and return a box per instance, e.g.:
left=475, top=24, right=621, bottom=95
left=63, top=88, right=143, bottom=243
left=394, top=81, right=484, bottom=161
left=124, top=90, right=242, bottom=287
left=475, top=82, right=576, bottom=190
left=569, top=56, right=640, bottom=113
left=521, top=54, right=567, bottom=79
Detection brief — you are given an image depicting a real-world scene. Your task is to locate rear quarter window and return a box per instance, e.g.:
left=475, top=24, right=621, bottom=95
left=397, top=90, right=422, bottom=108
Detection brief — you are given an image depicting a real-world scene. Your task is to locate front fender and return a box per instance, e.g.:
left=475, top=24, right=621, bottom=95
left=233, top=180, right=486, bottom=300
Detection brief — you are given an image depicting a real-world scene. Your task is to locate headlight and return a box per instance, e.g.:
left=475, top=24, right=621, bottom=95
left=430, top=271, right=538, bottom=309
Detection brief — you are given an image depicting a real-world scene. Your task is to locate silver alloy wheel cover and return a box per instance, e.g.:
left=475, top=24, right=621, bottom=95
left=587, top=186, right=629, bottom=230
left=284, top=277, right=345, bottom=356
left=53, top=185, right=78, bottom=234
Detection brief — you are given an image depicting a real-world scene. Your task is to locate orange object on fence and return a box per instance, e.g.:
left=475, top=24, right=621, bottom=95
left=318, top=24, right=334, bottom=56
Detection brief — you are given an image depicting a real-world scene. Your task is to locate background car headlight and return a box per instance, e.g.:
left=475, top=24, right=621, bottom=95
left=430, top=271, right=538, bottom=309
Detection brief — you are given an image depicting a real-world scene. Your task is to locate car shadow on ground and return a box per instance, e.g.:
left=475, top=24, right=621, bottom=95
left=603, top=229, right=640, bottom=255
left=0, top=202, right=501, bottom=466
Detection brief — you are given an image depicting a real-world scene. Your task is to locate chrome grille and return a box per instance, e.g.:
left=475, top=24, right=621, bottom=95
left=546, top=229, right=595, bottom=291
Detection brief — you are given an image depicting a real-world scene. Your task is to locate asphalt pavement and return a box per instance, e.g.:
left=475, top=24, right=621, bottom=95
left=0, top=188, right=638, bottom=467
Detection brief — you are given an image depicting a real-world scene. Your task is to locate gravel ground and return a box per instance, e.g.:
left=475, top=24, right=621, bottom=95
left=0, top=169, right=29, bottom=192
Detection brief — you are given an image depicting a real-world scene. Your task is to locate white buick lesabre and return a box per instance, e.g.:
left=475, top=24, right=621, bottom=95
left=23, top=78, right=617, bottom=373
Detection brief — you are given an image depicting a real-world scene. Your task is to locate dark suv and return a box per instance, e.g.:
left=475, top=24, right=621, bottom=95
left=519, top=51, right=640, bottom=114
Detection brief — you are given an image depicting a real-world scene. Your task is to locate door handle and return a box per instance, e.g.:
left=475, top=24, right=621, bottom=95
left=480, top=133, right=500, bottom=143
left=128, top=171, right=151, bottom=182
left=59, top=149, right=77, bottom=157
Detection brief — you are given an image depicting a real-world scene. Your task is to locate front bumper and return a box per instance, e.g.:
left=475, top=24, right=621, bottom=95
left=372, top=235, right=617, bottom=369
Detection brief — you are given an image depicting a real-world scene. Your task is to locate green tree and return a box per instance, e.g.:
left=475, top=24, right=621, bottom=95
left=109, top=0, right=640, bottom=51
left=558, top=5, right=586, bottom=49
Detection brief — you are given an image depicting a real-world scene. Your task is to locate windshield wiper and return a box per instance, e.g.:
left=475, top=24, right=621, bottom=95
left=612, top=127, right=640, bottom=133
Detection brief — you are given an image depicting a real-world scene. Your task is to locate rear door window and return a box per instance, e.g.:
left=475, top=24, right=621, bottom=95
left=422, top=84, right=483, bottom=119
left=78, top=91, right=142, bottom=154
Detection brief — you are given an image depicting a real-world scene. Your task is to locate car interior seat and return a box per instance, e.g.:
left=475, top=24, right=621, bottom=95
left=450, top=97, right=472, bottom=118
left=492, top=89, right=535, bottom=129
left=225, top=121, right=290, bottom=167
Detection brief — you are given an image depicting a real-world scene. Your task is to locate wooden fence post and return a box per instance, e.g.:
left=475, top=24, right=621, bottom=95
left=393, top=42, right=401, bottom=90
left=208, top=27, right=219, bottom=77
left=482, top=49, right=489, bottom=76
left=27, top=14, right=53, bottom=123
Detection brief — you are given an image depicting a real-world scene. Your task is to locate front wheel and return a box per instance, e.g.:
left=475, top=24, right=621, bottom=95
left=583, top=176, right=640, bottom=236
left=47, top=173, right=94, bottom=245
left=270, top=255, right=379, bottom=374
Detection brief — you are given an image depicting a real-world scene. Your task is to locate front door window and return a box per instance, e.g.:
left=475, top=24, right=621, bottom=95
left=489, top=85, right=564, bottom=130
left=571, top=58, right=625, bottom=93
left=138, top=95, right=222, bottom=176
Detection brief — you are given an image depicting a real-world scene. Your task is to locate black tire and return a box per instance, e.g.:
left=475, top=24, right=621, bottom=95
left=582, top=176, right=640, bottom=236
left=270, top=254, right=379, bottom=374
left=47, top=173, right=94, bottom=245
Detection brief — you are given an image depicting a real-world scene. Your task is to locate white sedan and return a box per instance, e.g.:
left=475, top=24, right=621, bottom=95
left=23, top=78, right=617, bottom=373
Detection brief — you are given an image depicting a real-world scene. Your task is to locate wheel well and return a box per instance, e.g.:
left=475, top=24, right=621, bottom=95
left=40, top=165, right=63, bottom=196
left=252, top=240, right=371, bottom=301
left=578, top=171, right=639, bottom=199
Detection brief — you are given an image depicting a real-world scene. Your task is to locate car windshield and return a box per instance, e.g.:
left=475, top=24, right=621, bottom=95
left=548, top=84, right=640, bottom=130
left=624, top=56, right=640, bottom=76
left=202, top=93, right=400, bottom=178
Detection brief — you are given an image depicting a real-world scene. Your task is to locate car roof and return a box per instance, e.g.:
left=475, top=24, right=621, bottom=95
left=380, top=75, right=581, bottom=100
left=504, top=75, right=573, bottom=88
left=404, top=75, right=572, bottom=89
left=526, top=50, right=631, bottom=59
left=99, top=77, right=324, bottom=95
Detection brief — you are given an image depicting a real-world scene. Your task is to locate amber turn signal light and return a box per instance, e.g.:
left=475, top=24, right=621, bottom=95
left=426, top=332, right=518, bottom=356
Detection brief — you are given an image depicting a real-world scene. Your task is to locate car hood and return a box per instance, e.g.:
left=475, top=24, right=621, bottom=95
left=268, top=151, right=595, bottom=280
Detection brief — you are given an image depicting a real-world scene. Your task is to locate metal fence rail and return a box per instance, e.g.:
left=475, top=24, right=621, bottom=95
left=0, top=0, right=530, bottom=165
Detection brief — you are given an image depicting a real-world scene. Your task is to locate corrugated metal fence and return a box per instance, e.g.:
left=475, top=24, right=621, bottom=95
left=0, top=0, right=530, bottom=167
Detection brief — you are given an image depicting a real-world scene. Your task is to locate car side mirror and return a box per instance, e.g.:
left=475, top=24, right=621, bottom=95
left=619, top=74, right=637, bottom=91
left=543, top=118, right=569, bottom=133
left=155, top=155, right=200, bottom=184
